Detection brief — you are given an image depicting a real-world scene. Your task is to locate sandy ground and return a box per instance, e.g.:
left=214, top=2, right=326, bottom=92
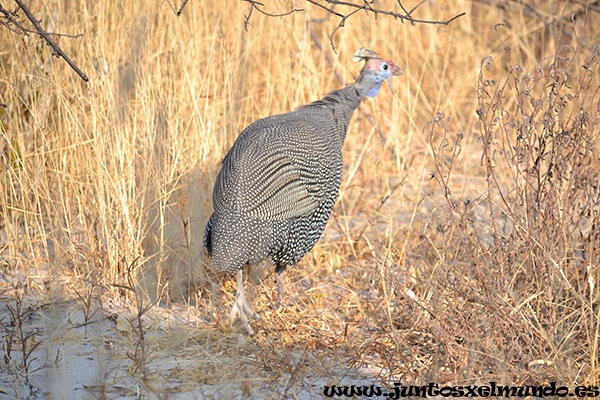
left=0, top=265, right=383, bottom=400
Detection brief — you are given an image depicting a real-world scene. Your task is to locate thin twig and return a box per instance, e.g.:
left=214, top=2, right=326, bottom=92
left=243, top=0, right=305, bottom=31
left=0, top=3, right=28, bottom=33
left=407, top=0, right=428, bottom=17
left=396, top=0, right=414, bottom=24
left=327, top=7, right=362, bottom=53
left=309, top=24, right=344, bottom=84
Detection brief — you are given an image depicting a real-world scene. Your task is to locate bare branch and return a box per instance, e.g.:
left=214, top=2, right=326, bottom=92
left=306, top=0, right=345, bottom=18
left=13, top=0, right=89, bottom=82
left=317, top=0, right=464, bottom=25
left=318, top=0, right=465, bottom=53
left=5, top=0, right=89, bottom=82
left=242, top=0, right=305, bottom=31
left=242, top=0, right=465, bottom=53
left=177, top=0, right=190, bottom=16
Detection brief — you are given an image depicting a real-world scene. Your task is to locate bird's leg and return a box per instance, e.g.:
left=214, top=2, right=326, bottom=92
left=208, top=281, right=219, bottom=319
left=274, top=264, right=286, bottom=309
left=230, top=269, right=257, bottom=335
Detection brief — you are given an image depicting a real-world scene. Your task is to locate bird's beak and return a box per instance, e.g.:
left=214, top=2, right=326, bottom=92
left=386, top=61, right=403, bottom=95
left=389, top=61, right=403, bottom=76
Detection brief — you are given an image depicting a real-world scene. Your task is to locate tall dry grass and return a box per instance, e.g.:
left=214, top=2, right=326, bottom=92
left=0, top=0, right=599, bottom=397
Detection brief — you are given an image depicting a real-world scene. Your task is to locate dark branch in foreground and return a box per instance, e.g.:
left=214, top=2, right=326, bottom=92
left=1, top=0, right=88, bottom=82
left=177, top=0, right=190, bottom=16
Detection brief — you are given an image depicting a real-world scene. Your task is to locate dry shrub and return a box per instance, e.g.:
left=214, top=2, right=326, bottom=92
left=425, top=41, right=600, bottom=384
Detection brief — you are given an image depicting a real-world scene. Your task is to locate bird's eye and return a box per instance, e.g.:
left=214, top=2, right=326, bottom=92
left=382, top=63, right=389, bottom=71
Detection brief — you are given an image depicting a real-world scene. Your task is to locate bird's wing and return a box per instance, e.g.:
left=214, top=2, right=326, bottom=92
left=213, top=120, right=326, bottom=221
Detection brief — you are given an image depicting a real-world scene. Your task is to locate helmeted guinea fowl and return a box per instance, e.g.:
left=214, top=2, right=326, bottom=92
left=204, top=48, right=402, bottom=334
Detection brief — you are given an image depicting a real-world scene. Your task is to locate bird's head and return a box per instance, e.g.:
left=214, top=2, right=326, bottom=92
left=353, top=48, right=402, bottom=98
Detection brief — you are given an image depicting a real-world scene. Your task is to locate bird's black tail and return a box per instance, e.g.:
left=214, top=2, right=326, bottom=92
left=203, top=213, right=216, bottom=256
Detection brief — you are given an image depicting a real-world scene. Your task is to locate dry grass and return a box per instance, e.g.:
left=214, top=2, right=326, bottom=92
left=1, top=0, right=599, bottom=398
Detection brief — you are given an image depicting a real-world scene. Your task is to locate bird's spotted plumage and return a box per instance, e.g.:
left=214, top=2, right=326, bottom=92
left=204, top=48, right=402, bottom=334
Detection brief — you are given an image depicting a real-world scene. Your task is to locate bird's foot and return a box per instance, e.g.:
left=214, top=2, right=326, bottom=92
left=230, top=269, right=259, bottom=335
